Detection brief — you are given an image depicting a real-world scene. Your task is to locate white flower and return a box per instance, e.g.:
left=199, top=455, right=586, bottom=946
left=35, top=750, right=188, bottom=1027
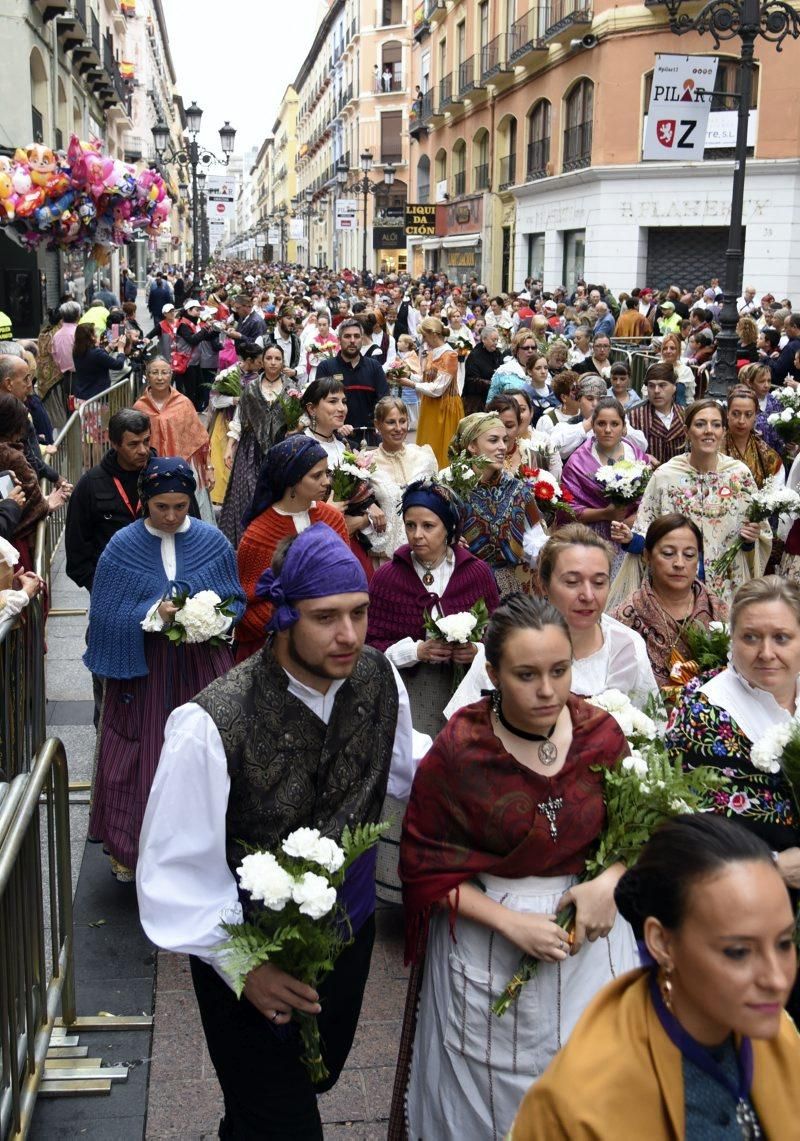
left=310, top=836, right=346, bottom=874
left=237, top=852, right=294, bottom=910
left=587, top=690, right=657, bottom=741
left=174, top=590, right=231, bottom=644
left=292, top=872, right=338, bottom=919
left=781, top=408, right=794, bottom=423
left=622, top=749, right=649, bottom=779
left=435, top=611, right=478, bottom=643
left=750, top=721, right=793, bottom=774
left=670, top=798, right=692, bottom=813
left=282, top=827, right=323, bottom=860
left=708, top=621, right=729, bottom=634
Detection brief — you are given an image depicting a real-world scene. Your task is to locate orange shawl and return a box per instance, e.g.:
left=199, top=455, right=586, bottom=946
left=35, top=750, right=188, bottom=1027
left=134, top=388, right=209, bottom=469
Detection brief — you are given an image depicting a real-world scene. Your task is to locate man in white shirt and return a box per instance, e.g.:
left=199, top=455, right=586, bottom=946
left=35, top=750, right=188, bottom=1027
left=137, top=524, right=424, bottom=1139
left=737, top=286, right=758, bottom=316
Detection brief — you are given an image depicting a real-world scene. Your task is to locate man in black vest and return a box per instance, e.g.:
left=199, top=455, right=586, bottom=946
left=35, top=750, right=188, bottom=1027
left=316, top=317, right=388, bottom=444
left=137, top=524, right=419, bottom=1140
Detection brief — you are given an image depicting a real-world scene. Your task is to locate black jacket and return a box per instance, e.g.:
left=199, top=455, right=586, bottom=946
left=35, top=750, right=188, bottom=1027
left=464, top=344, right=504, bottom=402
left=263, top=327, right=300, bottom=368
left=24, top=421, right=59, bottom=485
left=770, top=337, right=800, bottom=384
left=394, top=300, right=411, bottom=340
left=238, top=311, right=269, bottom=350
left=0, top=497, right=22, bottom=542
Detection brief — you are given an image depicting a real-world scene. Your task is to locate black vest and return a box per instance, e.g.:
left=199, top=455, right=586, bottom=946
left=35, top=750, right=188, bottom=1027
left=193, top=641, right=399, bottom=877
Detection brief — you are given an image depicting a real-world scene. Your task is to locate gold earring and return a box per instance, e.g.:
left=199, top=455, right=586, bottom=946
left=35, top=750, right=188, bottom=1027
left=659, top=965, right=674, bottom=1012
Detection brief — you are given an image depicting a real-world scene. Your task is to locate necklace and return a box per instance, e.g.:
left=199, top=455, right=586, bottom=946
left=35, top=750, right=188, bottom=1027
left=310, top=427, right=336, bottom=442
left=495, top=704, right=559, bottom=765
left=649, top=973, right=761, bottom=1140
left=417, top=553, right=447, bottom=586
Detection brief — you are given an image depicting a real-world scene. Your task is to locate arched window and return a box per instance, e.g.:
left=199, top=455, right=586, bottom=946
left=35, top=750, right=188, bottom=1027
left=526, top=99, right=550, bottom=181
left=417, top=154, right=431, bottom=203
left=473, top=128, right=489, bottom=191
left=381, top=39, right=402, bottom=91
left=563, top=78, right=593, bottom=172
left=29, top=49, right=49, bottom=145
left=452, top=139, right=467, bottom=197
left=434, top=147, right=447, bottom=195
left=497, top=115, right=517, bottom=190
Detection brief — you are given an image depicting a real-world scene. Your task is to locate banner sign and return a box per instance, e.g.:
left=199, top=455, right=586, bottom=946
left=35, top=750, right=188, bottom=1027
left=404, top=203, right=437, bottom=236
left=205, top=175, right=237, bottom=219
left=289, top=218, right=304, bottom=240
left=335, top=198, right=358, bottom=230
left=267, top=226, right=280, bottom=245
left=643, top=54, right=718, bottom=161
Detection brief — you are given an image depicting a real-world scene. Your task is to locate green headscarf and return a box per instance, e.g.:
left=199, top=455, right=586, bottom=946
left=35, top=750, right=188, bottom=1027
left=448, top=412, right=504, bottom=459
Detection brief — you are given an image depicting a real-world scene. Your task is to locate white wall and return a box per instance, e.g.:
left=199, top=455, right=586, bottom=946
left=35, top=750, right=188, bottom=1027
left=512, top=159, right=800, bottom=297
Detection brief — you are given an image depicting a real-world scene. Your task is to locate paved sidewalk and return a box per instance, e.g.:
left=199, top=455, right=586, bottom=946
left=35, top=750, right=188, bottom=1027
left=146, top=905, right=408, bottom=1139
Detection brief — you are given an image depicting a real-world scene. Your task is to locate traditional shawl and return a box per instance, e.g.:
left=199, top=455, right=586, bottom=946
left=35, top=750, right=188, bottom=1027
left=400, top=694, right=628, bottom=963
left=461, top=471, right=535, bottom=568
left=237, top=376, right=286, bottom=453
left=700, top=665, right=800, bottom=744
left=722, top=430, right=783, bottom=488
left=510, top=969, right=800, bottom=1140
left=611, top=577, right=727, bottom=687
left=134, top=388, right=209, bottom=467
left=561, top=436, right=648, bottom=514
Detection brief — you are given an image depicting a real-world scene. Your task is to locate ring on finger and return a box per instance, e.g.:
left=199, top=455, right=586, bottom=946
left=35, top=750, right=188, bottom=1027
left=271, top=1011, right=280, bottom=1022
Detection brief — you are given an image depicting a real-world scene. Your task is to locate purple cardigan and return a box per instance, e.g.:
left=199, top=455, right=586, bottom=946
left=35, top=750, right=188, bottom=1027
left=367, top=543, right=500, bottom=652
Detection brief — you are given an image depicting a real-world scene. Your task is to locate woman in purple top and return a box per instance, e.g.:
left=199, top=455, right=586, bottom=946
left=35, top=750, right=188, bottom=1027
left=366, top=479, right=499, bottom=901
left=560, top=395, right=650, bottom=576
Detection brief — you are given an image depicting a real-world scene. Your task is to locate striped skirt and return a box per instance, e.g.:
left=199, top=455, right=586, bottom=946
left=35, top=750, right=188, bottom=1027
left=89, top=633, right=234, bottom=870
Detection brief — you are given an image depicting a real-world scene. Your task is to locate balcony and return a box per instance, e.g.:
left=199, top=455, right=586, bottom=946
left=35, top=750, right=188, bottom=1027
left=542, top=0, right=593, bottom=42
left=563, top=122, right=592, bottom=171
left=525, top=137, right=550, bottom=181
left=438, top=73, right=455, bottom=112
left=376, top=75, right=404, bottom=94
left=453, top=170, right=466, bottom=196
left=36, top=0, right=70, bottom=21
left=498, top=153, right=517, bottom=190
left=57, top=0, right=86, bottom=51
left=413, top=0, right=431, bottom=39
left=124, top=134, right=145, bottom=162
left=410, top=90, right=433, bottom=138
left=480, top=35, right=512, bottom=83
left=474, top=162, right=489, bottom=190
left=72, top=7, right=101, bottom=73
left=457, top=55, right=486, bottom=99
left=508, top=8, right=549, bottom=64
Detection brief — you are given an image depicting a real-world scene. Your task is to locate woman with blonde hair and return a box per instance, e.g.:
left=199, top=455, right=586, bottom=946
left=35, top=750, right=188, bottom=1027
left=659, top=332, right=696, bottom=404
left=396, top=316, right=463, bottom=467
left=367, top=395, right=437, bottom=557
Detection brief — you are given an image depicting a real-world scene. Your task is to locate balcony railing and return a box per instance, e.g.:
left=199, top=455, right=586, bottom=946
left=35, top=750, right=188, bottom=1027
left=438, top=72, right=453, bottom=110
left=453, top=170, right=466, bottom=196
left=508, top=8, right=547, bottom=61
left=543, top=0, right=593, bottom=38
left=89, top=10, right=100, bottom=50
left=498, top=153, right=517, bottom=189
left=563, top=121, right=592, bottom=171
left=526, top=137, right=550, bottom=181
left=418, top=182, right=430, bottom=203
left=376, top=75, right=404, bottom=93
left=474, top=162, right=489, bottom=190
left=480, top=34, right=511, bottom=82
left=458, top=55, right=480, bottom=96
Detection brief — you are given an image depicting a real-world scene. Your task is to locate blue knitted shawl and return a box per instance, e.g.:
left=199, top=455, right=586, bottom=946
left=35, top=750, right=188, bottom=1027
left=84, top=518, right=245, bottom=679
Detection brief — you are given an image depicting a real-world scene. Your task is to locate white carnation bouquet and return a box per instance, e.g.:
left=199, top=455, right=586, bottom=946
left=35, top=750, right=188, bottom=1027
left=750, top=715, right=800, bottom=823
left=217, top=823, right=387, bottom=1083
left=710, top=475, right=800, bottom=580
left=594, top=457, right=651, bottom=505
left=492, top=700, right=724, bottom=1017
left=422, top=599, right=490, bottom=689
left=767, top=387, right=800, bottom=442
left=143, top=588, right=237, bottom=646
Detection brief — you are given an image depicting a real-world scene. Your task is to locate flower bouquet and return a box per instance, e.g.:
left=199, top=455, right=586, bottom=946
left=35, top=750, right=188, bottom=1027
left=447, top=331, right=473, bottom=362
left=143, top=588, right=237, bottom=645
left=594, top=458, right=651, bottom=506
left=329, top=450, right=375, bottom=504
left=750, top=718, right=800, bottom=821
left=217, top=823, right=388, bottom=1083
left=767, top=391, right=800, bottom=444
left=308, top=339, right=340, bottom=366
left=491, top=692, right=725, bottom=1016
left=667, top=620, right=731, bottom=689
left=440, top=450, right=491, bottom=500
left=385, top=357, right=412, bottom=397
left=210, top=365, right=243, bottom=398
left=519, top=465, right=575, bottom=517
left=277, top=388, right=305, bottom=431
left=710, top=476, right=800, bottom=580
left=422, top=599, right=490, bottom=689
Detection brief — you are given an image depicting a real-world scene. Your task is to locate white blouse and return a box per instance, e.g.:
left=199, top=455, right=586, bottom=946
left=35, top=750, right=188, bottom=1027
left=411, top=343, right=456, bottom=398
left=385, top=551, right=456, bottom=669
left=141, top=518, right=192, bottom=631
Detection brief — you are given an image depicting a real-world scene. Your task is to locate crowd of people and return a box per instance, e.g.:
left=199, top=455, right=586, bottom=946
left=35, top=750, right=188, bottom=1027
left=4, top=257, right=800, bottom=1139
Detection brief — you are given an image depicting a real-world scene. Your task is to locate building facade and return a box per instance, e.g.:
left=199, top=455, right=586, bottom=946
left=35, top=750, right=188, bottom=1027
left=408, top=0, right=800, bottom=296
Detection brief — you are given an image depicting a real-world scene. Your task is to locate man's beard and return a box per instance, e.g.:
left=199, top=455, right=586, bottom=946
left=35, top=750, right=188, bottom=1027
left=287, top=629, right=358, bottom=681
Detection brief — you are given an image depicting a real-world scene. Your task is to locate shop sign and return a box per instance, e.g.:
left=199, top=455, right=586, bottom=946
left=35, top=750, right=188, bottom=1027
left=405, top=203, right=437, bottom=236
left=643, top=54, right=718, bottom=161
left=373, top=224, right=405, bottom=250
left=448, top=251, right=477, bottom=267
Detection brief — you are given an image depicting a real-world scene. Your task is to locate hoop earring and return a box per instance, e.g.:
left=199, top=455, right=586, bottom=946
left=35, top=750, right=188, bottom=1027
left=491, top=688, right=502, bottom=716
left=658, top=965, right=674, bottom=1012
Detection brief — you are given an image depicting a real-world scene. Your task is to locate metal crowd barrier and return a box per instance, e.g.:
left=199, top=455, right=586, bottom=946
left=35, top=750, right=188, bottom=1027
left=35, top=374, right=138, bottom=593
left=0, top=599, right=46, bottom=783
left=0, top=739, right=75, bottom=1140
left=608, top=346, right=661, bottom=395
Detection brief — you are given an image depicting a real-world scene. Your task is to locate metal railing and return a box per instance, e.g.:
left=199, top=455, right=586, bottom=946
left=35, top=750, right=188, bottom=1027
left=608, top=346, right=662, bottom=394
left=498, top=153, right=517, bottom=189
left=453, top=170, right=466, bottom=196
left=0, top=739, right=75, bottom=1139
left=563, top=122, right=592, bottom=171
left=474, top=162, right=489, bottom=190
left=526, top=137, right=550, bottom=181
left=0, top=597, right=46, bottom=783
left=438, top=73, right=454, bottom=110
left=458, top=55, right=479, bottom=96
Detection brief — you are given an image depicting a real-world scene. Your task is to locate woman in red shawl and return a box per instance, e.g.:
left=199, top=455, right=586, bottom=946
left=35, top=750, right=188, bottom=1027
left=392, top=594, right=638, bottom=1141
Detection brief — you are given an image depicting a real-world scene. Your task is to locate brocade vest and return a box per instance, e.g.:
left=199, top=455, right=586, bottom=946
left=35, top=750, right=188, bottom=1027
left=193, top=640, right=399, bottom=878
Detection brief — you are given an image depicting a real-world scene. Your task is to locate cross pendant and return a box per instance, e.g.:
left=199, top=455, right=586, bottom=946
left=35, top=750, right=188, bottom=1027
left=538, top=795, right=564, bottom=843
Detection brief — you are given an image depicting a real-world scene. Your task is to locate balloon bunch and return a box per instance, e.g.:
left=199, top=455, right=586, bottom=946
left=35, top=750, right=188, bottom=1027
left=0, top=136, right=172, bottom=253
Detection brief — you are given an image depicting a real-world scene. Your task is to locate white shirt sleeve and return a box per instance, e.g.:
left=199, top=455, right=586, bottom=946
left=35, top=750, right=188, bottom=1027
left=550, top=421, right=587, bottom=460
left=625, top=424, right=649, bottom=454
left=386, top=662, right=429, bottom=800
left=384, top=637, right=423, bottom=669
left=413, top=369, right=453, bottom=398
left=443, top=642, right=493, bottom=720
left=136, top=703, right=242, bottom=987
left=227, top=403, right=243, bottom=441
left=0, top=588, right=30, bottom=618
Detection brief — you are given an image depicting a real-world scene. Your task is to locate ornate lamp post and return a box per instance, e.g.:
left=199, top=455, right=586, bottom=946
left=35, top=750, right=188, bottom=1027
left=336, top=150, right=395, bottom=276
left=657, top=0, right=800, bottom=395
left=152, top=104, right=236, bottom=283
left=291, top=189, right=315, bottom=272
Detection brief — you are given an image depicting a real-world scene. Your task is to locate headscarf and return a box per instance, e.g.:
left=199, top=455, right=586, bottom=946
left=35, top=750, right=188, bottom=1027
left=138, top=456, right=196, bottom=502
left=448, top=412, right=504, bottom=459
left=243, top=436, right=327, bottom=528
left=401, top=479, right=461, bottom=544
left=576, top=375, right=607, bottom=398
left=255, top=522, right=368, bottom=631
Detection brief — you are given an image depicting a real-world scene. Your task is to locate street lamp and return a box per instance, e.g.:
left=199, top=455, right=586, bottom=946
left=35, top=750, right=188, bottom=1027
left=338, top=150, right=397, bottom=276
left=658, top=0, right=800, bottom=396
left=151, top=104, right=236, bottom=284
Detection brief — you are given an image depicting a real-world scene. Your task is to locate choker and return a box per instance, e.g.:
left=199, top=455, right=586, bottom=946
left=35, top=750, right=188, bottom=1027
left=310, top=428, right=336, bottom=442
left=495, top=703, right=558, bottom=765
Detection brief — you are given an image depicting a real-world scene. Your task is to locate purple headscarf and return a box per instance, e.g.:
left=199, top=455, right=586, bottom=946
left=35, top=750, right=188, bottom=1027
left=255, top=522, right=369, bottom=631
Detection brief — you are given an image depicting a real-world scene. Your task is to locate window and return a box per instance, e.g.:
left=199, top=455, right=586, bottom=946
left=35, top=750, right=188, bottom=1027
left=453, top=139, right=466, bottom=196
left=479, top=1, right=489, bottom=50
left=381, top=0, right=402, bottom=26
left=563, top=79, right=593, bottom=172
left=380, top=111, right=403, bottom=163
left=506, top=0, right=516, bottom=34
left=526, top=100, right=550, bottom=180
left=474, top=129, right=489, bottom=190
left=456, top=20, right=466, bottom=68
left=417, top=155, right=431, bottom=203
left=527, top=233, right=545, bottom=281
left=563, top=229, right=585, bottom=286
left=498, top=117, right=517, bottom=189
left=381, top=40, right=403, bottom=90
left=438, top=38, right=447, bottom=80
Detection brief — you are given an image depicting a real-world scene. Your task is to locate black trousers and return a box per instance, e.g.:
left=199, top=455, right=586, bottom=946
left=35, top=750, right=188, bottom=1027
left=190, top=914, right=375, bottom=1140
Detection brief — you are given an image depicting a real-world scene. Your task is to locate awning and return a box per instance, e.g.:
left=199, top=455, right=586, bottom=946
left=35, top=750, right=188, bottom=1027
left=421, top=238, right=443, bottom=250
left=442, top=234, right=481, bottom=249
